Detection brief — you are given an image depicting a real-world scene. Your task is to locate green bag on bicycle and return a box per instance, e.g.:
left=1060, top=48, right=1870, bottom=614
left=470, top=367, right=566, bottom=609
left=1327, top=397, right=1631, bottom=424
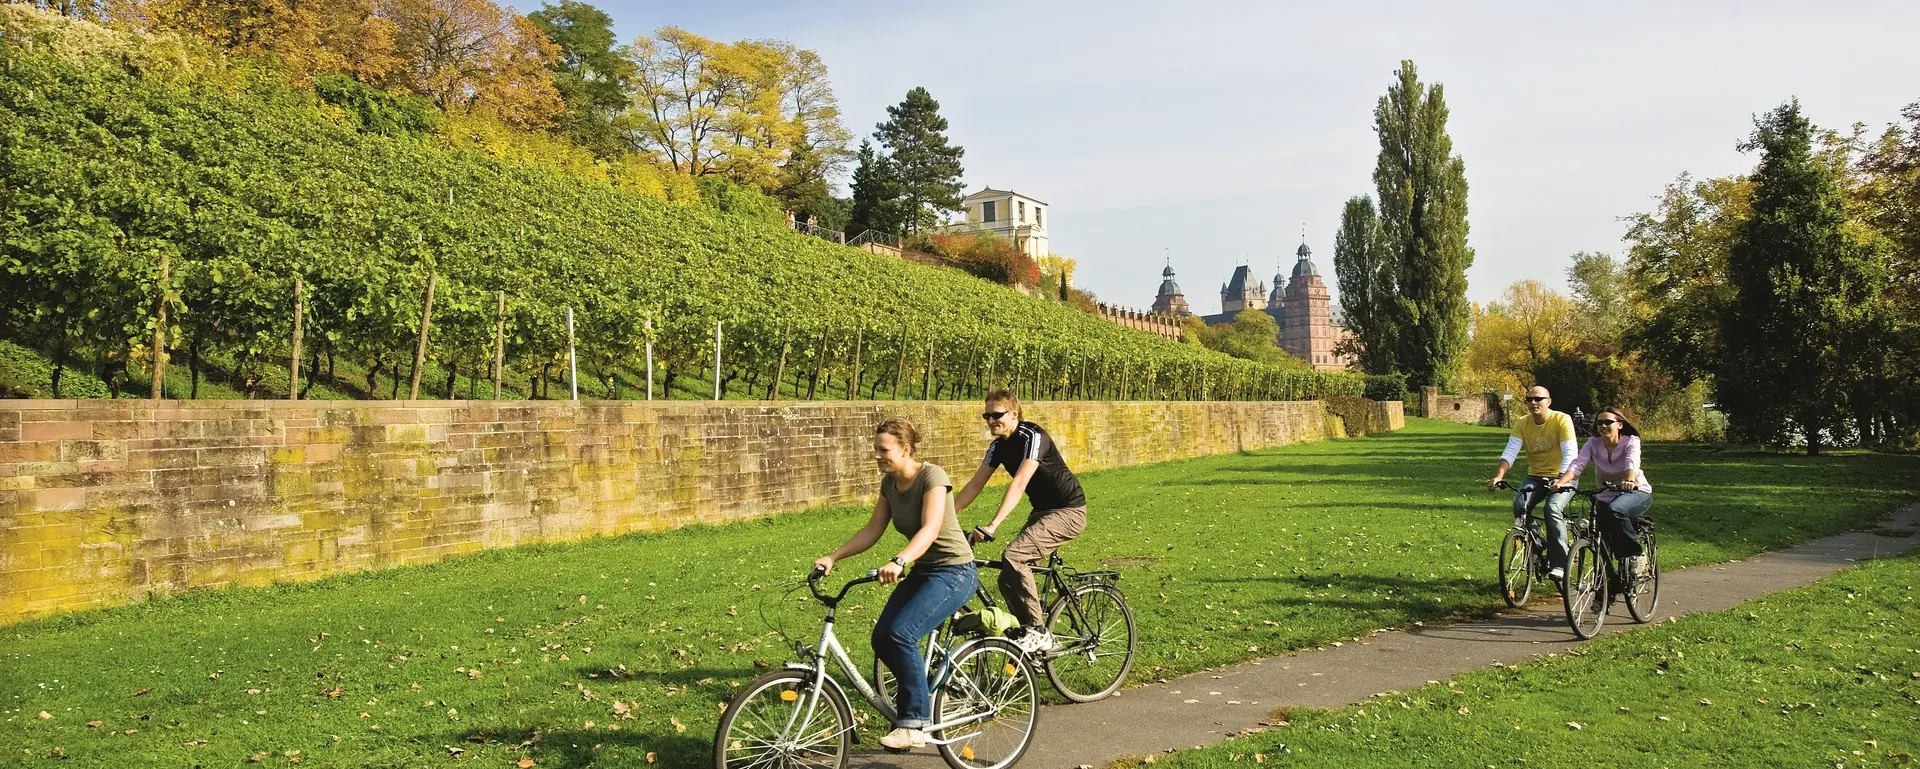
left=951, top=606, right=1019, bottom=638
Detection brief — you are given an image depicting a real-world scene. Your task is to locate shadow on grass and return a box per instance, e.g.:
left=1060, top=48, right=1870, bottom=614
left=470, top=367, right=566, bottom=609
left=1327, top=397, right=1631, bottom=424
left=1204, top=571, right=1494, bottom=626
left=443, top=724, right=712, bottom=768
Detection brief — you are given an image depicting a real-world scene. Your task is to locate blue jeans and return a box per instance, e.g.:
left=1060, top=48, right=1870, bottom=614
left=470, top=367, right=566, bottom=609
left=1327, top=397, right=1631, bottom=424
left=1513, top=476, right=1573, bottom=570
left=872, top=562, right=978, bottom=729
left=1599, top=490, right=1653, bottom=558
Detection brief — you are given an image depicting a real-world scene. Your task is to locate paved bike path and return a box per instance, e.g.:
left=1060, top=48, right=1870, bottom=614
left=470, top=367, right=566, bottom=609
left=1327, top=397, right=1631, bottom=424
left=851, top=504, right=1920, bottom=768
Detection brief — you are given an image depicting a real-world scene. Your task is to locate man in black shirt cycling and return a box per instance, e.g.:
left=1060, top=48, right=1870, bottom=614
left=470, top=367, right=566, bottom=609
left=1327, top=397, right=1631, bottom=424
left=954, top=389, right=1088, bottom=655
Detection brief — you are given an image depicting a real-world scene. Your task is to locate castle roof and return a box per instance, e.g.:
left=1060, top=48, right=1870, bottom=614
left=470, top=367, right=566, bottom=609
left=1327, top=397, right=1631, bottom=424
left=1157, top=265, right=1183, bottom=297
left=1221, top=265, right=1264, bottom=297
left=1292, top=242, right=1320, bottom=278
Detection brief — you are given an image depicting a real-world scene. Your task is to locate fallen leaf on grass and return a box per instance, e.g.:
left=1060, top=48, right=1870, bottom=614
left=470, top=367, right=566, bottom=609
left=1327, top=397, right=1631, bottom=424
left=131, top=687, right=152, bottom=697
left=1566, top=722, right=1582, bottom=730
left=37, top=711, right=51, bottom=720
left=249, top=752, right=268, bottom=763
left=87, top=721, right=102, bottom=728
left=444, top=746, right=465, bottom=756
left=517, top=759, right=537, bottom=768
left=646, top=753, right=657, bottom=764
left=325, top=687, right=343, bottom=698
left=671, top=716, right=687, bottom=734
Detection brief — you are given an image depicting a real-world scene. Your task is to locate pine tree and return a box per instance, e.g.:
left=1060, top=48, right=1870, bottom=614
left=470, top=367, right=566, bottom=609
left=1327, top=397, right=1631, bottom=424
left=1717, top=100, right=1885, bottom=454
left=1332, top=195, right=1396, bottom=374
left=846, top=140, right=906, bottom=237
left=874, top=87, right=965, bottom=233
left=1371, top=60, right=1473, bottom=392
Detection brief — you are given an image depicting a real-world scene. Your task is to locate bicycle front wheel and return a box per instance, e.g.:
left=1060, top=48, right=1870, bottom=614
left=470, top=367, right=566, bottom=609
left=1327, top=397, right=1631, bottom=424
left=714, top=669, right=852, bottom=769
left=1497, top=527, right=1535, bottom=608
left=1625, top=537, right=1661, bottom=623
left=1562, top=537, right=1608, bottom=640
left=932, top=639, right=1039, bottom=769
left=1044, top=583, right=1137, bottom=702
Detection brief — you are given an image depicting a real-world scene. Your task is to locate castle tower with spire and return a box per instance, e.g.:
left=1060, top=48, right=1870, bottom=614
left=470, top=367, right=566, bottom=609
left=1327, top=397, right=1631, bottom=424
left=1152, top=264, right=1190, bottom=316
left=1281, top=242, right=1343, bottom=371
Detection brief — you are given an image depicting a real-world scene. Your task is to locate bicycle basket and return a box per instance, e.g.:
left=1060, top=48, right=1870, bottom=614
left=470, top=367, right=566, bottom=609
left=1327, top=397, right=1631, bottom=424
left=951, top=605, right=1019, bottom=638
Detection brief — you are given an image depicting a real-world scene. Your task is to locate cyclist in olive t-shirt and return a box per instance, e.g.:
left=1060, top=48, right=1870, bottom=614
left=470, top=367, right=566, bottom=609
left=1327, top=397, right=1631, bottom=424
left=1487, top=385, right=1579, bottom=579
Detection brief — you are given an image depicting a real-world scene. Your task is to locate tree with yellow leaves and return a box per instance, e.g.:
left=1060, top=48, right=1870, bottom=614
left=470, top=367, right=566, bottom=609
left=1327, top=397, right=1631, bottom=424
left=1461, top=280, right=1578, bottom=395
left=376, top=0, right=562, bottom=127
left=130, top=0, right=399, bottom=82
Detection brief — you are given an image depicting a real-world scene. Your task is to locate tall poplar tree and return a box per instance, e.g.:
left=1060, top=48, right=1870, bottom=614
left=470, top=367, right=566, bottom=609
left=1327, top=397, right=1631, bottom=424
left=874, top=87, right=964, bottom=233
left=1332, top=195, right=1396, bottom=374
left=1717, top=100, right=1885, bottom=454
left=1371, top=60, right=1473, bottom=392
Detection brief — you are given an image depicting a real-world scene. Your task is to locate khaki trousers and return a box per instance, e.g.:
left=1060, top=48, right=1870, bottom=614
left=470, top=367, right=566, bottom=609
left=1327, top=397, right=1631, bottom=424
left=999, top=506, right=1087, bottom=627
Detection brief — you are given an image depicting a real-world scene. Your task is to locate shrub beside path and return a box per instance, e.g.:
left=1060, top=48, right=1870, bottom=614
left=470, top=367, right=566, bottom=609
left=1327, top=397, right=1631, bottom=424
left=856, top=503, right=1920, bottom=768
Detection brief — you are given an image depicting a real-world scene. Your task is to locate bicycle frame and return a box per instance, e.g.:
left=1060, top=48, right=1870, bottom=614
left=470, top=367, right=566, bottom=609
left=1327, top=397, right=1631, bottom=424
left=788, top=574, right=1003, bottom=746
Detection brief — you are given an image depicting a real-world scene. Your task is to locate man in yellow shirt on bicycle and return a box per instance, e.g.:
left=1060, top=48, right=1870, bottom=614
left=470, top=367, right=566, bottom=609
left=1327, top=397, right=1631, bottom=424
left=1486, top=385, right=1579, bottom=579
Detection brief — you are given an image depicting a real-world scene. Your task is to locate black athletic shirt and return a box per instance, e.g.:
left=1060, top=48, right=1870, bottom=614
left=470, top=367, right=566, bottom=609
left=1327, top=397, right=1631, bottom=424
left=984, top=421, right=1086, bottom=511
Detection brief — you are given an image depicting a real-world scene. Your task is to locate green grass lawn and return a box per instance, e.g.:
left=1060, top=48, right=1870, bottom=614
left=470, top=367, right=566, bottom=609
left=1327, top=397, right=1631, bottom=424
left=1141, top=550, right=1920, bottom=769
left=3, top=419, right=1917, bottom=767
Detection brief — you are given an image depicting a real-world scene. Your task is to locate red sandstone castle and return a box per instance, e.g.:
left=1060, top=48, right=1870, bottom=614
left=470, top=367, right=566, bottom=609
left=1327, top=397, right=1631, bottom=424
left=1151, top=243, right=1355, bottom=372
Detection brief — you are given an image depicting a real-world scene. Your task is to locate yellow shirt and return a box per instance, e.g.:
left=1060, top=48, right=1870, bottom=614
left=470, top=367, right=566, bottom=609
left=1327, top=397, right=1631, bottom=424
left=1510, top=411, right=1576, bottom=477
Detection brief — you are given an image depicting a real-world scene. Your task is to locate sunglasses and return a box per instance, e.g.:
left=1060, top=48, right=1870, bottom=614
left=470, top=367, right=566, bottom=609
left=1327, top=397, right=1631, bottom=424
left=981, top=411, right=1009, bottom=421
left=1524, top=396, right=1548, bottom=403
left=1594, top=419, right=1620, bottom=427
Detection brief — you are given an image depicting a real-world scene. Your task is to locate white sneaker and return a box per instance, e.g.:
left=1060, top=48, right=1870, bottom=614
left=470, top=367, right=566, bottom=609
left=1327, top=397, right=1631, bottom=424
left=1013, top=628, right=1058, bottom=656
left=1547, top=566, right=1566, bottom=581
left=880, top=727, right=929, bottom=751
left=1627, top=556, right=1650, bottom=581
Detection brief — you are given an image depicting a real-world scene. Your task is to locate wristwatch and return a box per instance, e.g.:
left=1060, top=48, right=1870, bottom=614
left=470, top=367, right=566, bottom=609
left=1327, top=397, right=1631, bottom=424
left=889, top=556, right=909, bottom=567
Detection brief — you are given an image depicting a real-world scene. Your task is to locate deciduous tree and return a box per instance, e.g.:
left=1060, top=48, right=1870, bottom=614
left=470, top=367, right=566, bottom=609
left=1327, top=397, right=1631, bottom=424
left=379, top=0, right=563, bottom=127
left=1371, top=60, right=1473, bottom=392
left=527, top=0, right=632, bottom=156
left=1331, top=194, right=1395, bottom=374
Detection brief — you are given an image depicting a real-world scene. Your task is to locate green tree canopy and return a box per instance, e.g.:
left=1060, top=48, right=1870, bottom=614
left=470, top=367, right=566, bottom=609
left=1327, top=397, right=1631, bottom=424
left=527, top=0, right=635, bottom=157
left=1717, top=100, right=1887, bottom=453
left=874, top=86, right=964, bottom=233
left=1332, top=194, right=1396, bottom=374
left=1372, top=60, right=1473, bottom=392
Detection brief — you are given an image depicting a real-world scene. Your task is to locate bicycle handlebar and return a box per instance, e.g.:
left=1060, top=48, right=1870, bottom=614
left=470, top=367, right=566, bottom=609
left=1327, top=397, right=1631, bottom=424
left=806, top=566, right=880, bottom=606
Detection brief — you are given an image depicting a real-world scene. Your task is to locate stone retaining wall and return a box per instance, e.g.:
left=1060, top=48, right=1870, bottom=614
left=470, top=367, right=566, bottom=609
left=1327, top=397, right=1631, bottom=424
left=0, top=398, right=1392, bottom=624
left=1420, top=387, right=1504, bottom=427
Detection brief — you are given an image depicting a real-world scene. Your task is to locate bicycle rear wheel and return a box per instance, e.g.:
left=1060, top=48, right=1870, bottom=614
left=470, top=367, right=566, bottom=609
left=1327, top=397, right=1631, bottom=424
left=1497, top=527, right=1535, bottom=608
left=1562, top=537, right=1608, bottom=640
left=1043, top=582, right=1137, bottom=702
left=714, top=669, right=852, bottom=769
left=1625, top=536, right=1661, bottom=623
left=932, top=639, right=1038, bottom=769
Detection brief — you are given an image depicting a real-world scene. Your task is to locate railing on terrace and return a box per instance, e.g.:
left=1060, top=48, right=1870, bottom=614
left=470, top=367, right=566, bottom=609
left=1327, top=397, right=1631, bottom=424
left=789, top=218, right=846, bottom=244
left=847, top=229, right=901, bottom=250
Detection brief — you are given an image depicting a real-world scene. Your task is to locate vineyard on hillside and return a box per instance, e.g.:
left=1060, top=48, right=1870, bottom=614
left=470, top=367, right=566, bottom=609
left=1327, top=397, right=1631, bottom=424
left=0, top=11, right=1362, bottom=403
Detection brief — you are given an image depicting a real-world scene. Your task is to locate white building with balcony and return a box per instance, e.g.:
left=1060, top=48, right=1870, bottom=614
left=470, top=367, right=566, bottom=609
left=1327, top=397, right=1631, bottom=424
left=950, top=188, right=1049, bottom=259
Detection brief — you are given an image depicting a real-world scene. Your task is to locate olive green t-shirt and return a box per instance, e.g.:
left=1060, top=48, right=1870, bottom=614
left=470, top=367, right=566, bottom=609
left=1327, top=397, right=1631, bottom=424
left=880, top=463, right=974, bottom=568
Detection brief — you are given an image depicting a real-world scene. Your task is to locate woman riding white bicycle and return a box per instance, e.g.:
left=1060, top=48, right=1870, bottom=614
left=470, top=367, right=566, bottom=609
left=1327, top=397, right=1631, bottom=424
left=813, top=417, right=978, bottom=753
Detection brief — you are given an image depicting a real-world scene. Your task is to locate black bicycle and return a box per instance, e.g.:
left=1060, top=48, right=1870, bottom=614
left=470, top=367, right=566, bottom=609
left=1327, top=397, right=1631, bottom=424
left=1492, top=479, right=1562, bottom=607
left=1559, top=483, right=1660, bottom=639
left=877, top=549, right=1138, bottom=704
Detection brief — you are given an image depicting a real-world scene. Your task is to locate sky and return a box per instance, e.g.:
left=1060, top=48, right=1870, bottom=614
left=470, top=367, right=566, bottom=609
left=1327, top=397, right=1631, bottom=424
left=585, top=0, right=1920, bottom=312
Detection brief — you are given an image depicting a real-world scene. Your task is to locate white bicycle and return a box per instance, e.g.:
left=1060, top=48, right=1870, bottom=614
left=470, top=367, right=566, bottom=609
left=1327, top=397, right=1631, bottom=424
left=713, top=566, right=1040, bottom=769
